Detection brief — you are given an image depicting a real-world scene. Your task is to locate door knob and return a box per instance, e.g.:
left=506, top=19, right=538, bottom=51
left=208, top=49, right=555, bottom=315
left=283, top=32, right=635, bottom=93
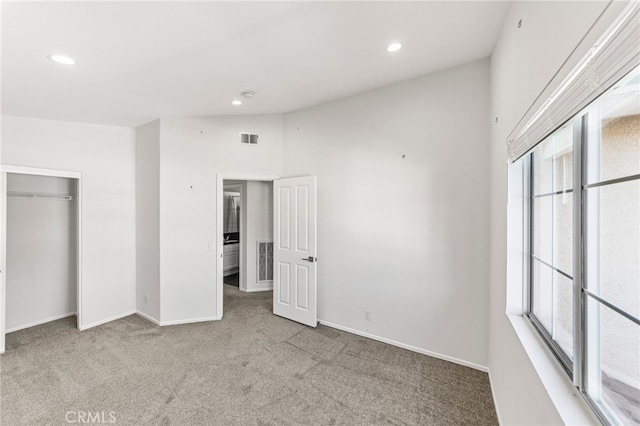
left=302, top=256, right=317, bottom=263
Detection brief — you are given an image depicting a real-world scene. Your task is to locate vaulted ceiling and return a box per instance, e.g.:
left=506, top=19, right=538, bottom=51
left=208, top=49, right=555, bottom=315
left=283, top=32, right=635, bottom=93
left=2, top=2, right=510, bottom=127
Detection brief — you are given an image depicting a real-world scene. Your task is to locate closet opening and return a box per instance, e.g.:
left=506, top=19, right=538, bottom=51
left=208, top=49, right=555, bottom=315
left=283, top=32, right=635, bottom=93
left=1, top=168, right=81, bottom=352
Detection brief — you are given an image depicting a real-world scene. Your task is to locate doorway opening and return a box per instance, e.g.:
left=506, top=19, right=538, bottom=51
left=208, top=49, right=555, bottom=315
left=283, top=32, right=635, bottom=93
left=222, top=182, right=241, bottom=288
left=1, top=166, right=82, bottom=353
left=218, top=177, right=275, bottom=318
left=216, top=174, right=318, bottom=327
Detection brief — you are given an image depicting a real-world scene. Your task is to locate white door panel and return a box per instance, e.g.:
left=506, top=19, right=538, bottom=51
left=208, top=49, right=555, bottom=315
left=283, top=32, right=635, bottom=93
left=273, top=176, right=317, bottom=327
left=278, top=262, right=291, bottom=305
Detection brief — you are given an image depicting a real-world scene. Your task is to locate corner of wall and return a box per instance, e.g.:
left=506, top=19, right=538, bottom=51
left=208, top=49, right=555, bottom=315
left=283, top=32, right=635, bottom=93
left=135, top=119, right=161, bottom=320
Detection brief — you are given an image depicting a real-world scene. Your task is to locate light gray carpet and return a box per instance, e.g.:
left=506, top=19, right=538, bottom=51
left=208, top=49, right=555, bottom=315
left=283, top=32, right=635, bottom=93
left=1, top=285, right=498, bottom=425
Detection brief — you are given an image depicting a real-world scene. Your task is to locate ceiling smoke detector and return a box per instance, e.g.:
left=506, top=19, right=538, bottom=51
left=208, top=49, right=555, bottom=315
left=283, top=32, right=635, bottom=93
left=241, top=90, right=256, bottom=100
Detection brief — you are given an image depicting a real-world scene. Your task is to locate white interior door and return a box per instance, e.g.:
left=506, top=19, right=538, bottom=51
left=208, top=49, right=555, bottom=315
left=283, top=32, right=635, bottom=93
left=273, top=176, right=317, bottom=327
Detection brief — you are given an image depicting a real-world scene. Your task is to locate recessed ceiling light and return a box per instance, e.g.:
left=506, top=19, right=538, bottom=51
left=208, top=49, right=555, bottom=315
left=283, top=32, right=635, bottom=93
left=386, top=43, right=403, bottom=53
left=231, top=100, right=242, bottom=106
left=47, top=54, right=77, bottom=65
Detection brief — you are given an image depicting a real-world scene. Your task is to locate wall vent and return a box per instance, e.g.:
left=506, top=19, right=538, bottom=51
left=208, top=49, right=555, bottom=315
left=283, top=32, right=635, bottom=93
left=257, top=241, right=273, bottom=282
left=240, top=132, right=259, bottom=144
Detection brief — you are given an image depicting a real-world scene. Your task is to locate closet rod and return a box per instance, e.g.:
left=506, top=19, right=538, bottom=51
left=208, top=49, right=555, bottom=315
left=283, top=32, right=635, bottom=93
left=7, top=192, right=75, bottom=201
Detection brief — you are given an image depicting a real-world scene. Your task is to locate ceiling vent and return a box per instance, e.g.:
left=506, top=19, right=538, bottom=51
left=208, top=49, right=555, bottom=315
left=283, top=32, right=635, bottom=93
left=240, top=132, right=258, bottom=144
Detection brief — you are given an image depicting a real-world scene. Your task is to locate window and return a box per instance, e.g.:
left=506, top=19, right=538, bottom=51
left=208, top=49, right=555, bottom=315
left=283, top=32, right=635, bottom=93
left=528, top=122, right=575, bottom=372
left=525, top=65, right=640, bottom=425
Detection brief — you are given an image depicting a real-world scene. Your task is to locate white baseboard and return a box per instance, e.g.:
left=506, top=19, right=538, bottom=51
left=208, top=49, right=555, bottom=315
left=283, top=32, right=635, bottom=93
left=5, top=312, right=76, bottom=333
left=136, top=311, right=221, bottom=327
left=160, top=316, right=220, bottom=326
left=319, top=320, right=489, bottom=373
left=488, top=369, right=503, bottom=425
left=79, top=310, right=136, bottom=331
left=135, top=311, right=161, bottom=325
left=243, top=285, right=273, bottom=293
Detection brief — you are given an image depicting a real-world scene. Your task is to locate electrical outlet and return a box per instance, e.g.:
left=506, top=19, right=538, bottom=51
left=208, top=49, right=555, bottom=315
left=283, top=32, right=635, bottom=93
left=364, top=310, right=371, bottom=321
left=144, top=294, right=148, bottom=303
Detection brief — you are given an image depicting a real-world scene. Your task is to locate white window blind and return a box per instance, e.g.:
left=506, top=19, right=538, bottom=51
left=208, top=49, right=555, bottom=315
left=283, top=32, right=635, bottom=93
left=507, top=2, right=640, bottom=162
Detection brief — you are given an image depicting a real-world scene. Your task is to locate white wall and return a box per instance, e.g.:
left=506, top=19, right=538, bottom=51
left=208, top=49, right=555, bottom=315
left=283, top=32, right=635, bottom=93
left=1, top=115, right=136, bottom=329
left=136, top=120, right=161, bottom=321
left=488, top=1, right=626, bottom=424
left=159, top=115, right=282, bottom=323
left=283, top=59, right=491, bottom=369
left=243, top=181, right=273, bottom=292
left=6, top=174, right=76, bottom=331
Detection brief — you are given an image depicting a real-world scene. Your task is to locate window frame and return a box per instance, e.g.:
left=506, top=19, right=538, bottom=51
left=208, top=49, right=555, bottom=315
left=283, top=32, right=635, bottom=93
left=524, top=99, right=640, bottom=425
left=525, top=132, right=577, bottom=378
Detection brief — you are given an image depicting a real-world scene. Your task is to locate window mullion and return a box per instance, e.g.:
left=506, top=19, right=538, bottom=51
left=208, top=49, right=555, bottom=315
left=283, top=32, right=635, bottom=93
left=551, top=140, right=557, bottom=341
left=583, top=107, right=604, bottom=403
left=528, top=154, right=534, bottom=315
left=572, top=114, right=585, bottom=389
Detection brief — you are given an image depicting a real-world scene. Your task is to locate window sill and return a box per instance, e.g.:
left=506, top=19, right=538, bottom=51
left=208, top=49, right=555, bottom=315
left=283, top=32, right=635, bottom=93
left=507, top=314, right=601, bottom=425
